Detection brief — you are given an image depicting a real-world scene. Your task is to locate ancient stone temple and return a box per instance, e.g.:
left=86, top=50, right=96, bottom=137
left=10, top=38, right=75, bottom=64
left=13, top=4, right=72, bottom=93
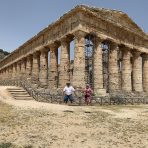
left=0, top=5, right=148, bottom=96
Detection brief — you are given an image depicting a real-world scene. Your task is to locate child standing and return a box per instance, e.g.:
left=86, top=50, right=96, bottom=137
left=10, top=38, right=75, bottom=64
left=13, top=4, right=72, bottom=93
left=84, top=84, right=93, bottom=105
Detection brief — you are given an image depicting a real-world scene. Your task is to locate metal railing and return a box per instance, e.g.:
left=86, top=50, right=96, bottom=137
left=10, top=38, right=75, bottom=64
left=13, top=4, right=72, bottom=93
left=0, top=78, right=147, bottom=105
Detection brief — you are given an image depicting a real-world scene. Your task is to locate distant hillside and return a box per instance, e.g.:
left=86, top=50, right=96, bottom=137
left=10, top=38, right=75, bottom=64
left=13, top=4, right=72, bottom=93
left=0, top=49, right=9, bottom=61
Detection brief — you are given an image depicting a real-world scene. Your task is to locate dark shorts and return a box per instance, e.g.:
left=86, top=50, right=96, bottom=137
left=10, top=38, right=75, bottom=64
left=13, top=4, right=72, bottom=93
left=64, top=94, right=73, bottom=102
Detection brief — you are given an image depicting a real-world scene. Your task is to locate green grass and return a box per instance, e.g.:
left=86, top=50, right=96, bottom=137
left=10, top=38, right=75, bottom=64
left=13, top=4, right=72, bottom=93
left=0, top=143, right=12, bottom=148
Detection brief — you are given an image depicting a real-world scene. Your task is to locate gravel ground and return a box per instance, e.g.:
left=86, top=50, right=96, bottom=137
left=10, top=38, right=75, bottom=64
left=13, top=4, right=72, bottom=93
left=0, top=86, right=148, bottom=148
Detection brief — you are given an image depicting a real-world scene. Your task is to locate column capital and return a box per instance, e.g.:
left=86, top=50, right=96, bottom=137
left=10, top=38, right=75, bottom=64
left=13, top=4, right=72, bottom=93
left=73, top=30, right=87, bottom=39
left=142, top=53, right=148, bottom=59
left=21, top=57, right=27, bottom=62
left=33, top=51, right=40, bottom=57
left=119, top=44, right=131, bottom=51
left=94, top=36, right=105, bottom=46
left=27, top=54, right=33, bottom=60
left=110, top=41, right=119, bottom=49
left=48, top=42, right=59, bottom=50
left=40, top=46, right=49, bottom=54
left=132, top=51, right=141, bottom=57
left=17, top=60, right=21, bottom=65
left=60, top=36, right=71, bottom=44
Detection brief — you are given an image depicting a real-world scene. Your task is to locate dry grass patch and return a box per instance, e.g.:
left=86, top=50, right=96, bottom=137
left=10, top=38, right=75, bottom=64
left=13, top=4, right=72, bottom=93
left=0, top=101, right=148, bottom=148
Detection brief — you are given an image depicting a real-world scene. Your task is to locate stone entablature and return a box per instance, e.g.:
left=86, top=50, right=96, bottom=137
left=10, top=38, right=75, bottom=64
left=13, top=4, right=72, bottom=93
left=0, top=5, right=148, bottom=95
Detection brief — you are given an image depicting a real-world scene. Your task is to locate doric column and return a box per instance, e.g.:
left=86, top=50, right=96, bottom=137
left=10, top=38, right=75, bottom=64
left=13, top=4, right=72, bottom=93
left=93, top=38, right=106, bottom=95
left=39, top=48, right=48, bottom=86
left=59, top=37, right=70, bottom=88
left=5, top=69, right=7, bottom=79
left=143, top=54, right=148, bottom=92
left=73, top=30, right=86, bottom=88
left=17, top=62, right=21, bottom=79
left=121, top=47, right=132, bottom=91
left=21, top=59, right=26, bottom=77
left=48, top=44, right=58, bottom=90
left=132, top=51, right=143, bottom=92
left=4, top=70, right=6, bottom=79
left=26, top=55, right=33, bottom=78
left=12, top=64, right=16, bottom=79
left=32, top=52, right=40, bottom=81
left=9, top=66, right=13, bottom=79
left=3, top=70, right=5, bottom=79
left=108, top=42, right=119, bottom=92
left=14, top=64, right=17, bottom=79
left=5, top=68, right=8, bottom=79
left=0, top=71, right=2, bottom=80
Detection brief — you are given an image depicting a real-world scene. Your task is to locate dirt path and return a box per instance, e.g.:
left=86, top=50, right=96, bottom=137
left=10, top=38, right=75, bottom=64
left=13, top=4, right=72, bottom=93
left=0, top=86, right=148, bottom=148
left=0, top=86, right=77, bottom=112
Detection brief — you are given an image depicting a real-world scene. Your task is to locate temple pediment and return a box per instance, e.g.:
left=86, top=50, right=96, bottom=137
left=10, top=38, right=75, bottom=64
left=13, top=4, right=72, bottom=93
left=73, top=5, right=147, bottom=39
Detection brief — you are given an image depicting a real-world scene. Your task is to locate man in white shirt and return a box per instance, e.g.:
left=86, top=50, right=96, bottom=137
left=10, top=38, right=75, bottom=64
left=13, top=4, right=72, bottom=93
left=63, top=82, right=75, bottom=104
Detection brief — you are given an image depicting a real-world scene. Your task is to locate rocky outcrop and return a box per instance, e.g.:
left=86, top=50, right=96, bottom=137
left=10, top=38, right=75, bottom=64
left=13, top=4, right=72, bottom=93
left=0, top=49, right=9, bottom=61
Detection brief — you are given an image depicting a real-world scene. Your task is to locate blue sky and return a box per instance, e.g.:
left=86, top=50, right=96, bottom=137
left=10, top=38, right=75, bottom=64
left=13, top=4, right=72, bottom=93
left=0, top=0, right=148, bottom=52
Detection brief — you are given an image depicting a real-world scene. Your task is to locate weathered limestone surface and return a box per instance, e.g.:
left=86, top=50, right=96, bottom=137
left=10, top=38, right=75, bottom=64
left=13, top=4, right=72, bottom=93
left=32, top=53, right=40, bottom=81
left=132, top=52, right=143, bottom=92
left=12, top=64, right=16, bottom=79
left=17, top=63, right=21, bottom=79
left=48, top=45, right=58, bottom=90
left=122, top=48, right=132, bottom=91
left=72, top=31, right=86, bottom=88
left=108, top=43, right=119, bottom=92
left=8, top=67, right=12, bottom=79
left=93, top=38, right=106, bottom=95
left=21, top=59, right=26, bottom=77
left=143, top=54, right=148, bottom=93
left=26, top=56, right=33, bottom=78
left=59, top=38, right=70, bottom=88
left=40, top=50, right=48, bottom=86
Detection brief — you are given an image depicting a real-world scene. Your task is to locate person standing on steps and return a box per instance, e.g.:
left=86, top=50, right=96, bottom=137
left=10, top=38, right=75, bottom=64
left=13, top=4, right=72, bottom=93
left=63, top=82, right=75, bottom=104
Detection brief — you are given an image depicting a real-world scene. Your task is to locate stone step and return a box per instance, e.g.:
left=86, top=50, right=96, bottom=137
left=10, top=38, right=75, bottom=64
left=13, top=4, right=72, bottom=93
left=14, top=97, right=33, bottom=100
left=7, top=87, right=34, bottom=100
left=8, top=89, right=26, bottom=91
left=10, top=93, right=29, bottom=96
left=12, top=95, right=31, bottom=97
left=10, top=91, right=28, bottom=94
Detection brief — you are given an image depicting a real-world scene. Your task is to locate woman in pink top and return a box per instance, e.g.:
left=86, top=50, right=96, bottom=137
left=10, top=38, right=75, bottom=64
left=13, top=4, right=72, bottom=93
left=84, top=84, right=93, bottom=105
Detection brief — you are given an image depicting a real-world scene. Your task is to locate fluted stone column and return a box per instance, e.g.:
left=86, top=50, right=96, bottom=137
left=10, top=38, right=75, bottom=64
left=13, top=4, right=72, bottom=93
left=108, top=42, right=119, bottom=92
left=143, top=54, right=148, bottom=93
left=122, top=48, right=132, bottom=91
left=12, top=64, right=16, bottom=79
left=3, top=71, right=5, bottom=80
left=40, top=49, right=48, bottom=86
left=0, top=71, right=2, bottom=80
left=32, top=52, right=40, bottom=81
left=93, top=38, right=106, bottom=95
left=5, top=69, right=7, bottom=79
left=4, top=70, right=6, bottom=79
left=9, top=66, right=13, bottom=80
left=17, top=62, right=21, bottom=79
left=21, top=59, right=26, bottom=77
left=59, top=37, right=70, bottom=88
left=73, top=31, right=86, bottom=88
left=26, top=55, right=33, bottom=78
left=14, top=64, right=17, bottom=79
left=5, top=68, right=8, bottom=79
left=48, top=44, right=58, bottom=90
left=132, top=51, right=143, bottom=92
left=6, top=67, right=9, bottom=79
